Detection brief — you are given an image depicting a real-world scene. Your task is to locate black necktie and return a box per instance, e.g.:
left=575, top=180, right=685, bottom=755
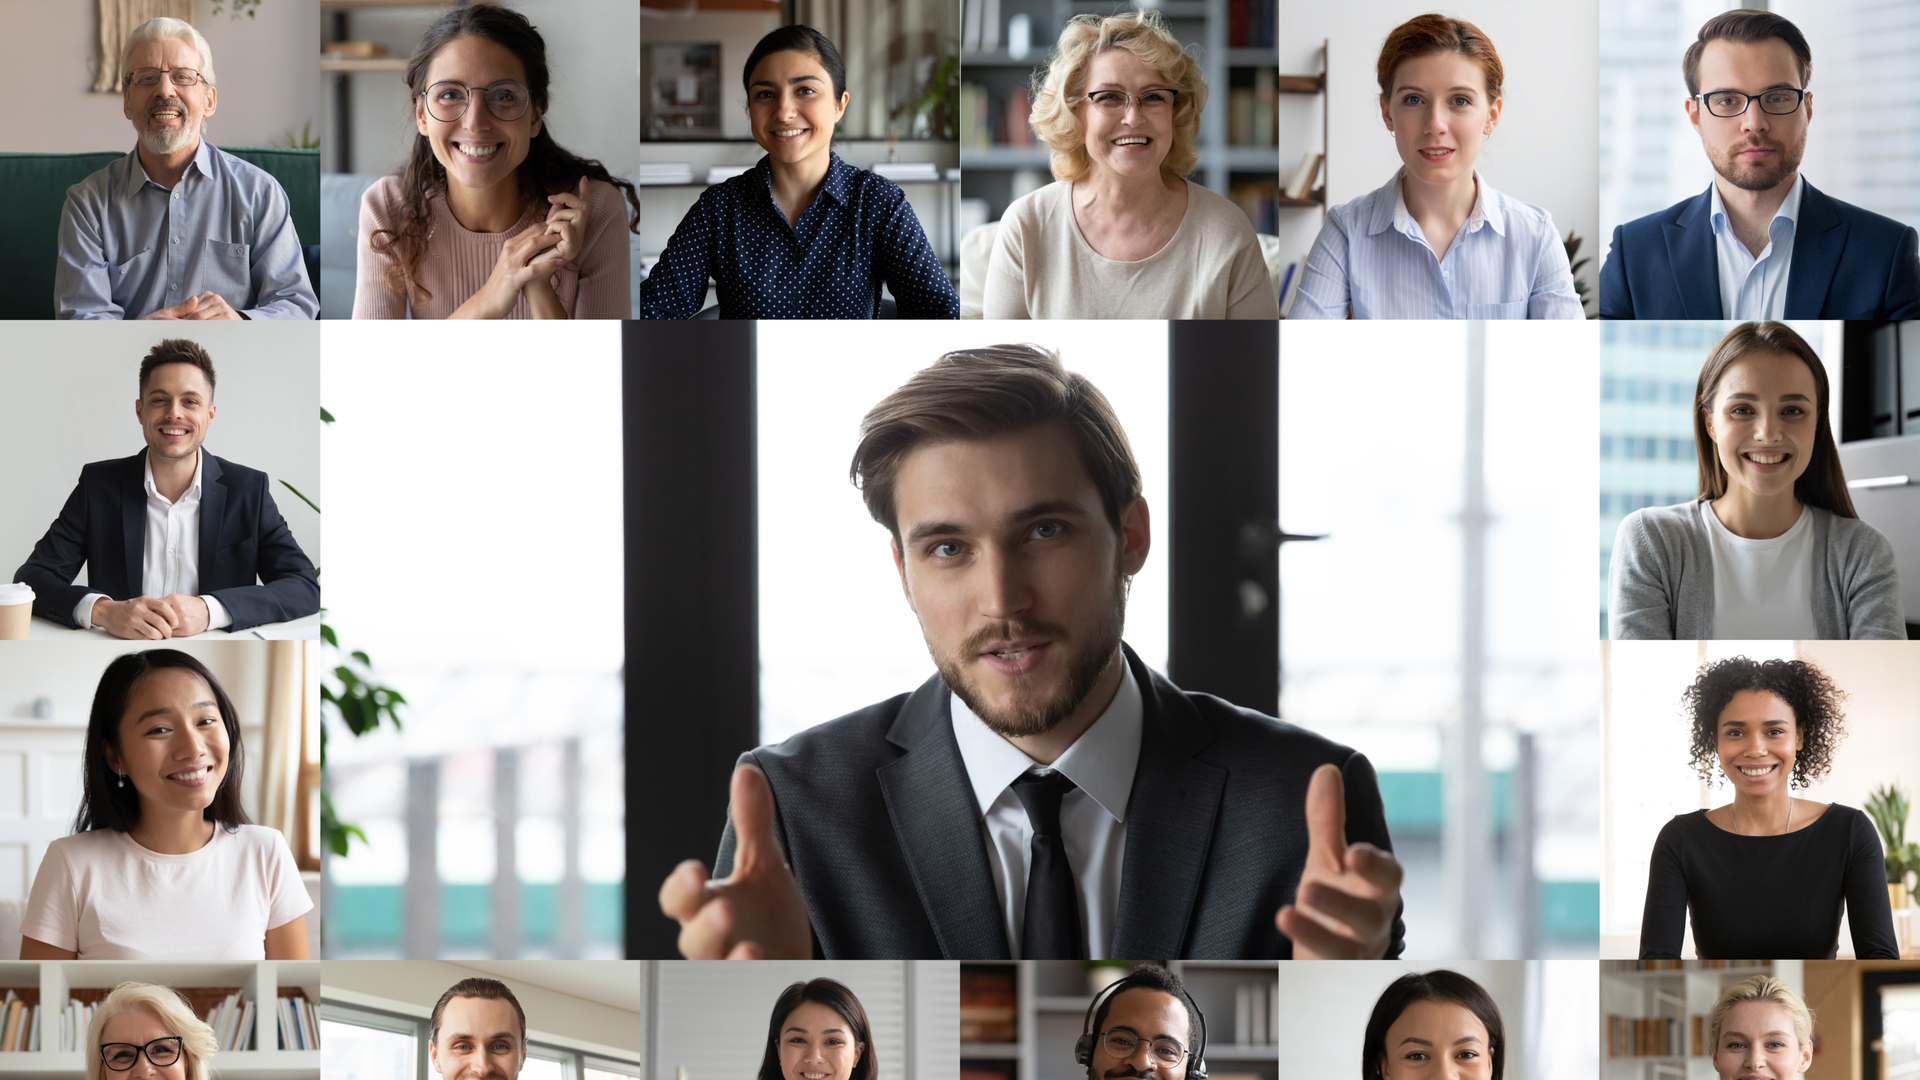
left=1013, top=769, right=1084, bottom=959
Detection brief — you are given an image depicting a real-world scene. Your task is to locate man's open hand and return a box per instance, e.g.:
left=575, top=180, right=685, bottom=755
left=658, top=764, right=811, bottom=959
left=1275, top=763, right=1403, bottom=958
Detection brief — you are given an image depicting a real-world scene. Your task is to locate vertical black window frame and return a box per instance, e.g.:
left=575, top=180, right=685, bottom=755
left=625, top=322, right=760, bottom=959
left=1168, top=320, right=1281, bottom=712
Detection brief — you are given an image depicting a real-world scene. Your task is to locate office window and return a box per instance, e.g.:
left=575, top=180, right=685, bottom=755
left=322, top=323, right=626, bottom=957
left=1280, top=322, right=1599, bottom=958
left=756, top=322, right=1168, bottom=746
left=321, top=1007, right=421, bottom=1080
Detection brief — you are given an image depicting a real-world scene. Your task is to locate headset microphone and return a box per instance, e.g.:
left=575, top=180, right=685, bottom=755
left=1073, top=970, right=1208, bottom=1080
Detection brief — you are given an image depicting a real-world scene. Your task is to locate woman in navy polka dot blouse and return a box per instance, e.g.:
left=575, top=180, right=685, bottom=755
left=638, top=26, right=960, bottom=319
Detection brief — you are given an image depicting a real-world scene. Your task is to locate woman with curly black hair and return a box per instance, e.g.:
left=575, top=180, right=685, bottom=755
left=1639, top=655, right=1896, bottom=959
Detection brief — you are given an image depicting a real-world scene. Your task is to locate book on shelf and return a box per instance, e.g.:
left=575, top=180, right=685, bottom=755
left=1277, top=262, right=1297, bottom=313
left=1606, top=1014, right=1691, bottom=1057
left=1227, top=70, right=1278, bottom=148
left=1225, top=0, right=1275, bottom=48
left=1284, top=152, right=1323, bottom=201
left=61, top=998, right=98, bottom=1052
left=205, top=991, right=254, bottom=1053
left=277, top=992, right=321, bottom=1051
left=959, top=968, right=1016, bottom=1045
left=0, top=992, right=34, bottom=1053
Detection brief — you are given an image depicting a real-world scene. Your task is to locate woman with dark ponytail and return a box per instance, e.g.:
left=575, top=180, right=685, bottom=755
left=354, top=5, right=640, bottom=319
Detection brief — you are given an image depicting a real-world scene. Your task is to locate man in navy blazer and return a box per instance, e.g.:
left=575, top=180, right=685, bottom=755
left=1600, top=10, right=1920, bottom=320
left=13, top=339, right=317, bottom=637
left=660, top=346, right=1407, bottom=960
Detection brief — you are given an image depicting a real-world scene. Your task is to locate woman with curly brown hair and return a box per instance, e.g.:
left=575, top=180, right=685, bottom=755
left=352, top=5, right=639, bottom=319
left=1639, top=655, right=1896, bottom=959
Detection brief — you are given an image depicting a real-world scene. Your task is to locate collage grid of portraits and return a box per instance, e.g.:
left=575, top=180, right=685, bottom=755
left=3, top=1, right=1920, bottom=1079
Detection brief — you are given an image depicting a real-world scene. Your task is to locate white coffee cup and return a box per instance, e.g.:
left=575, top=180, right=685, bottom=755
left=0, top=583, right=33, bottom=641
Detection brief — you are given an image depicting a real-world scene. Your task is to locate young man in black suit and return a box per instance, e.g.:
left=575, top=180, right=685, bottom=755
left=661, top=345, right=1404, bottom=959
left=13, top=338, right=318, bottom=637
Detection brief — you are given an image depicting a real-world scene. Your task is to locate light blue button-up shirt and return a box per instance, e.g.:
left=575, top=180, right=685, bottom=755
left=55, top=140, right=317, bottom=320
left=1291, top=168, right=1583, bottom=319
left=1710, top=173, right=1802, bottom=320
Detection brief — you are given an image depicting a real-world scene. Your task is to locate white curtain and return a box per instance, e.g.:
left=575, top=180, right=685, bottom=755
left=94, top=0, right=194, bottom=93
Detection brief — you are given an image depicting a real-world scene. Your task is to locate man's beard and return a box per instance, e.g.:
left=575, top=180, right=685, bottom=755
left=933, top=569, right=1128, bottom=738
left=139, top=96, right=201, bottom=156
left=1711, top=130, right=1805, bottom=193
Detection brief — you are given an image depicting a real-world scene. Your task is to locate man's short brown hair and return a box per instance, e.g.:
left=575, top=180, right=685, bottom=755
left=850, top=345, right=1143, bottom=545
left=1683, top=10, right=1811, bottom=97
left=430, top=977, right=527, bottom=1047
left=139, top=339, right=217, bottom=396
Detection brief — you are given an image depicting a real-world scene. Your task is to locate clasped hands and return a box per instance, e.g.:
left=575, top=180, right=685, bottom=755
left=139, top=291, right=242, bottom=320
left=458, top=177, right=590, bottom=320
left=659, top=761, right=1402, bottom=959
left=93, top=594, right=212, bottom=640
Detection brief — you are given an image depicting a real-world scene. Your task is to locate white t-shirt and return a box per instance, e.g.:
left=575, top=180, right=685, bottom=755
left=1705, top=501, right=1821, bottom=639
left=21, top=825, right=312, bottom=959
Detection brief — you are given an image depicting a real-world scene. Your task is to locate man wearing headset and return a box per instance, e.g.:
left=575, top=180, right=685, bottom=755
left=1081, top=966, right=1206, bottom=1080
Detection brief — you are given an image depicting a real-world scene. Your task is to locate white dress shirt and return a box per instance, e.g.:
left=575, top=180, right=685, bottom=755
left=1711, top=174, right=1802, bottom=320
left=951, top=660, right=1142, bottom=959
left=1291, top=168, right=1583, bottom=319
left=77, top=449, right=232, bottom=630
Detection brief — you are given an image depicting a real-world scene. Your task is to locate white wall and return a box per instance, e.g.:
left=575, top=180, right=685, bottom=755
left=322, top=0, right=640, bottom=178
left=324, top=959, right=643, bottom=1056
left=1274, top=0, right=1601, bottom=307
left=1, top=322, right=320, bottom=593
left=0, top=0, right=321, bottom=153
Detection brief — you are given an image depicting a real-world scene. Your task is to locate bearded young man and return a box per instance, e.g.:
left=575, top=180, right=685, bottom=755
left=54, top=18, right=317, bottom=321
left=1600, top=10, right=1920, bottom=320
left=660, top=345, right=1405, bottom=960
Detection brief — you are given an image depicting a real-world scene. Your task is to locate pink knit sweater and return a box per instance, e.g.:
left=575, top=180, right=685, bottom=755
left=352, top=174, right=630, bottom=319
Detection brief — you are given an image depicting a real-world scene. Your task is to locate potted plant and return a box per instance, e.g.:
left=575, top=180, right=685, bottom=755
left=1866, top=784, right=1920, bottom=909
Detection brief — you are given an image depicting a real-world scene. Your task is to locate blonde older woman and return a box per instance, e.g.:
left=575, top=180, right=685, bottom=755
left=982, top=11, right=1277, bottom=319
left=86, top=983, right=220, bottom=1080
left=1706, top=976, right=1813, bottom=1080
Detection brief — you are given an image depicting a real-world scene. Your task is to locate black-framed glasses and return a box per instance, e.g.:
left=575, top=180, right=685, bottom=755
left=1694, top=87, right=1806, bottom=118
left=1082, top=89, right=1179, bottom=114
left=125, top=67, right=206, bottom=91
left=421, top=80, right=533, bottom=123
left=1101, top=1030, right=1186, bottom=1067
left=100, top=1037, right=183, bottom=1071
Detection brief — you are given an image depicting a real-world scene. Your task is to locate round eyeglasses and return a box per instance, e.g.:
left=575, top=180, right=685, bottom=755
left=1101, top=1031, right=1186, bottom=1067
left=125, top=67, right=206, bottom=91
left=1694, top=87, right=1806, bottom=118
left=1082, top=89, right=1178, bottom=114
left=100, top=1037, right=183, bottom=1072
left=421, top=80, right=533, bottom=123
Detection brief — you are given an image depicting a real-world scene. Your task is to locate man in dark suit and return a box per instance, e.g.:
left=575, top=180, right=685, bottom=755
left=13, top=338, right=318, bottom=637
left=1600, top=10, right=1920, bottom=320
left=660, top=346, right=1405, bottom=960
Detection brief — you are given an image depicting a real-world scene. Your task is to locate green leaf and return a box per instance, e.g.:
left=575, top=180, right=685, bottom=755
left=320, top=406, right=336, bottom=424
left=351, top=650, right=371, bottom=666
left=320, top=622, right=338, bottom=648
left=279, top=479, right=321, bottom=516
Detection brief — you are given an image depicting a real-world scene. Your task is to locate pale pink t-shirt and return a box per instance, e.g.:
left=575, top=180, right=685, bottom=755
left=21, top=825, right=312, bottom=959
left=353, top=174, right=631, bottom=319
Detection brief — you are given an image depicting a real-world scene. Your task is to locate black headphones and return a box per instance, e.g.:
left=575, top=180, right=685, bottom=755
left=1074, top=970, right=1208, bottom=1080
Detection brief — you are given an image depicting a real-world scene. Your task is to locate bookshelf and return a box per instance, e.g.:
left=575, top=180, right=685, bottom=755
left=0, top=961, right=320, bottom=1079
left=960, top=962, right=1278, bottom=1080
left=1600, top=961, right=1776, bottom=1080
left=958, top=0, right=1283, bottom=230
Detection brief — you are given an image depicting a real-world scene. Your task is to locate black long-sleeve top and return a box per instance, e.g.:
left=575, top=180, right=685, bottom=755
left=1639, top=804, right=1898, bottom=959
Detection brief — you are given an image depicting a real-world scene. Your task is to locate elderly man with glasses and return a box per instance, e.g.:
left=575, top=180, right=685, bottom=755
left=54, top=18, right=317, bottom=320
left=1600, top=9, right=1920, bottom=320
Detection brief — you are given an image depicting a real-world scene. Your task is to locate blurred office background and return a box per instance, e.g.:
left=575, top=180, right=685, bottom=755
left=321, top=322, right=624, bottom=958
left=1598, top=320, right=1920, bottom=640
left=0, top=641, right=322, bottom=960
left=955, top=0, right=1282, bottom=317
left=1599, top=0, right=1920, bottom=263
left=323, top=960, right=641, bottom=1079
left=316, top=0, right=642, bottom=318
left=1280, top=321, right=1601, bottom=958
left=1601, top=640, right=1920, bottom=959
left=643, top=961, right=957, bottom=1080
left=1600, top=958, right=1805, bottom=1078
left=640, top=0, right=960, bottom=312
left=1269, top=0, right=1600, bottom=317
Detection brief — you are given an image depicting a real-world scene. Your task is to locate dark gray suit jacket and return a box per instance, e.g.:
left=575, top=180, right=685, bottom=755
left=716, top=645, right=1406, bottom=959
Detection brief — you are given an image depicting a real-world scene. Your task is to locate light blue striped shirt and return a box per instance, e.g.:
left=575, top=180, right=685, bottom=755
left=1710, top=174, right=1801, bottom=320
left=55, top=140, right=317, bottom=320
left=1291, top=169, right=1582, bottom=319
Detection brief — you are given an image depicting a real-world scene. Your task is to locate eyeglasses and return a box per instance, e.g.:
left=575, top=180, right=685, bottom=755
left=421, top=80, right=533, bottom=123
left=1101, top=1031, right=1186, bottom=1067
left=100, top=1037, right=183, bottom=1071
left=126, top=67, right=206, bottom=91
left=1081, top=89, right=1179, bottom=114
left=1694, top=87, right=1806, bottom=118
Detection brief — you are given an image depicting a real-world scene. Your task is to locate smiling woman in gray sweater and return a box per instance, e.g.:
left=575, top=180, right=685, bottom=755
left=1608, top=322, right=1905, bottom=640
